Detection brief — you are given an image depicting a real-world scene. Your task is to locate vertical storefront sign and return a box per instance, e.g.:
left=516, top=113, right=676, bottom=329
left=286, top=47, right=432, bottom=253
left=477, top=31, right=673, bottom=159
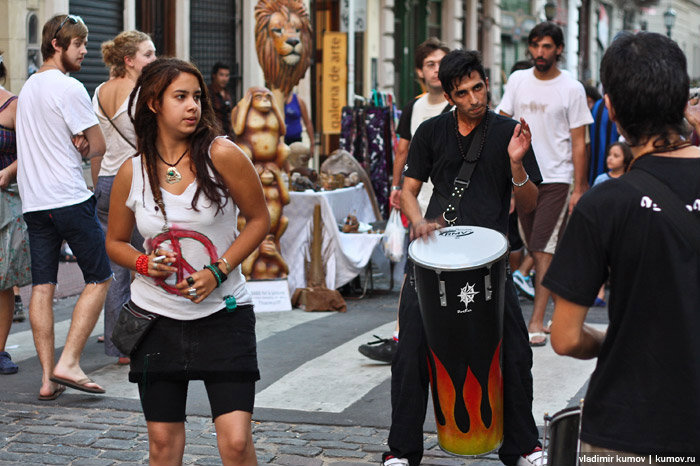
left=322, top=32, right=347, bottom=135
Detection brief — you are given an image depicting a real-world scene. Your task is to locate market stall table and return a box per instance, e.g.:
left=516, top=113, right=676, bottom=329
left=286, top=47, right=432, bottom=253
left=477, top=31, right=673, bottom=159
left=280, top=183, right=381, bottom=294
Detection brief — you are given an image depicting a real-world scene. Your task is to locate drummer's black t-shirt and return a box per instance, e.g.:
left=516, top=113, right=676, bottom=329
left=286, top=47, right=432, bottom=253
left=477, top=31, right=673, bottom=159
left=543, top=154, right=700, bottom=454
left=404, top=110, right=542, bottom=235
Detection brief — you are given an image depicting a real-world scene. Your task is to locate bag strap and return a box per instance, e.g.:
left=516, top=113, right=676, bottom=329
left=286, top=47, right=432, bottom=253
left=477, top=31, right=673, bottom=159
left=97, top=94, right=137, bottom=150
left=621, top=168, right=700, bottom=254
left=442, top=110, right=491, bottom=225
left=0, top=95, right=17, bottom=114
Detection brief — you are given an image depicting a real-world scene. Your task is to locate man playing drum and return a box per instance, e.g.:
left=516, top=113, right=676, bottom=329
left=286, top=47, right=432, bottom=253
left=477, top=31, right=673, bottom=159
left=381, top=49, right=545, bottom=466
left=544, top=33, right=700, bottom=459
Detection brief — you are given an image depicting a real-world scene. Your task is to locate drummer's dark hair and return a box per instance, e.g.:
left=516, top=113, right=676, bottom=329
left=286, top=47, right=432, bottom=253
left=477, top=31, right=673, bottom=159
left=438, top=49, right=490, bottom=103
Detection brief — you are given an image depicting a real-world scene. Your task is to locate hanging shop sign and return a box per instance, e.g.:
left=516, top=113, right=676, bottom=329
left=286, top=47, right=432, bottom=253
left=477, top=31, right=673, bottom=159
left=322, top=32, right=348, bottom=134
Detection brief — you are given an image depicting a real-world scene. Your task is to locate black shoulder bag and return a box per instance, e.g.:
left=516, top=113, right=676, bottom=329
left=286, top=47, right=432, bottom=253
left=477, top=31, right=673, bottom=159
left=111, top=301, right=158, bottom=356
left=442, top=109, right=492, bottom=226
left=621, top=168, right=700, bottom=254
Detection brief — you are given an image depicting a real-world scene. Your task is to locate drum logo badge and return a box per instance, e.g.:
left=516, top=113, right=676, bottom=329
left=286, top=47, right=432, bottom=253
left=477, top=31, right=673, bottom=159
left=439, top=229, right=474, bottom=238
left=458, top=283, right=479, bottom=313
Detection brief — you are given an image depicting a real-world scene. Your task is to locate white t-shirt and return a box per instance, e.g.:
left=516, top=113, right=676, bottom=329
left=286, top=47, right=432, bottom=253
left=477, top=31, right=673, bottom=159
left=127, top=148, right=252, bottom=320
left=410, top=94, right=449, bottom=214
left=93, top=83, right=138, bottom=177
left=497, top=68, right=593, bottom=183
left=410, top=94, right=448, bottom=136
left=16, top=70, right=99, bottom=212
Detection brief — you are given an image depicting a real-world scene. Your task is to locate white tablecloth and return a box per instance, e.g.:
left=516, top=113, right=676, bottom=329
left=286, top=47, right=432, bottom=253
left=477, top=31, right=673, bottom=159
left=280, top=184, right=381, bottom=293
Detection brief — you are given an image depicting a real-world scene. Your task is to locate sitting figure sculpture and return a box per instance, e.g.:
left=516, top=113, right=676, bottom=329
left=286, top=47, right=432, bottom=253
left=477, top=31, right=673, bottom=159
left=242, top=234, right=289, bottom=280
left=231, top=86, right=290, bottom=280
left=231, top=86, right=289, bottom=168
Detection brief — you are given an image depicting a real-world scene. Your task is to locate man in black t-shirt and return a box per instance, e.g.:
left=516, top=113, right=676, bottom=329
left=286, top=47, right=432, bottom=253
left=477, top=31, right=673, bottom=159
left=544, top=32, right=700, bottom=457
left=381, top=50, right=544, bottom=466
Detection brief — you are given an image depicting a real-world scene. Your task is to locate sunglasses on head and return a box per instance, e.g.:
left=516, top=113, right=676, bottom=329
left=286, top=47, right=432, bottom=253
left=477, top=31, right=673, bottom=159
left=53, top=15, right=82, bottom=40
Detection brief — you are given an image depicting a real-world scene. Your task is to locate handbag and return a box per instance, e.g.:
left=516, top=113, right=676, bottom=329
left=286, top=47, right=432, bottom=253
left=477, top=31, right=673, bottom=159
left=110, top=301, right=158, bottom=356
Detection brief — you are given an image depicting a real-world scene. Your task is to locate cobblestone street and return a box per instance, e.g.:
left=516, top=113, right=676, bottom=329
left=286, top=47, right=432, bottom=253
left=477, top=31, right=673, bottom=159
left=0, top=402, right=500, bottom=465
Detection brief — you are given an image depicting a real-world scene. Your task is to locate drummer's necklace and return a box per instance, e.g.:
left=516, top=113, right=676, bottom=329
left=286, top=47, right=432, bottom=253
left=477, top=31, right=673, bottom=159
left=454, top=108, right=488, bottom=162
left=157, top=147, right=189, bottom=184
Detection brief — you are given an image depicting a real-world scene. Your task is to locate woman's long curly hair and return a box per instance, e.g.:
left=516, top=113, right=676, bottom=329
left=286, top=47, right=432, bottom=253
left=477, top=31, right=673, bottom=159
left=129, top=58, right=228, bottom=217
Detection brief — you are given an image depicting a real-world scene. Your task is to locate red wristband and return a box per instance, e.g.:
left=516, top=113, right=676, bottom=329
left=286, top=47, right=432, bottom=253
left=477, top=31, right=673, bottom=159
left=135, top=254, right=150, bottom=276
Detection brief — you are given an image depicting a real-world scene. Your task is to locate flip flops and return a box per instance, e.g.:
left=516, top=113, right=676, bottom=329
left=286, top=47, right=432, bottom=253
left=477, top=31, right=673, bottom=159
left=37, top=385, right=66, bottom=401
left=49, top=376, right=105, bottom=394
left=528, top=331, right=547, bottom=347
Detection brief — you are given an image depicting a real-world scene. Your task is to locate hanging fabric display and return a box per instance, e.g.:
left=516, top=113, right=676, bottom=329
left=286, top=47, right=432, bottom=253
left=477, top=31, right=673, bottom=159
left=337, top=92, right=397, bottom=220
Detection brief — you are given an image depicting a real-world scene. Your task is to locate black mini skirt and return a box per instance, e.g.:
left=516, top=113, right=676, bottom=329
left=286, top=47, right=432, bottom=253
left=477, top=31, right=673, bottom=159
left=128, top=302, right=260, bottom=384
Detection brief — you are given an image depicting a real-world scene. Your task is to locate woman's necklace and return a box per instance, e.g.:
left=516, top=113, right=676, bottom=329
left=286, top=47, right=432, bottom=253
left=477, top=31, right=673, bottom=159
left=157, top=147, right=189, bottom=184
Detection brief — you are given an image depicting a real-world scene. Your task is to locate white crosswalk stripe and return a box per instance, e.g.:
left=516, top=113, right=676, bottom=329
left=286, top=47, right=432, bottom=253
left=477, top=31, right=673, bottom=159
left=7, top=307, right=604, bottom=423
left=254, top=321, right=396, bottom=412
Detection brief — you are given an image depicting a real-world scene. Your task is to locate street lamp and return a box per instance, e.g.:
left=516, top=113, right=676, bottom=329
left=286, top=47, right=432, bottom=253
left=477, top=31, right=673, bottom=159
left=663, top=6, right=676, bottom=38
left=544, top=0, right=557, bottom=21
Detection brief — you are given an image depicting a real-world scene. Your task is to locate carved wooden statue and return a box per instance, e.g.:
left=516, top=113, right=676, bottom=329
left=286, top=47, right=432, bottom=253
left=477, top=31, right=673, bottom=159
left=232, top=87, right=290, bottom=279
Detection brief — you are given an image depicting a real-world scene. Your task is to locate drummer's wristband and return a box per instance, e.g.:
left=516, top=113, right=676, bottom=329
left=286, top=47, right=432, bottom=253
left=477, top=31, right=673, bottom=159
left=512, top=173, right=529, bottom=187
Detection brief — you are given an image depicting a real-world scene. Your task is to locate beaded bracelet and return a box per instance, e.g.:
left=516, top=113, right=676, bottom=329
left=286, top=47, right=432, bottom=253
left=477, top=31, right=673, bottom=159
left=204, top=263, right=228, bottom=288
left=512, top=173, right=529, bottom=187
left=135, top=254, right=150, bottom=276
left=211, top=263, right=228, bottom=283
left=204, top=265, right=221, bottom=287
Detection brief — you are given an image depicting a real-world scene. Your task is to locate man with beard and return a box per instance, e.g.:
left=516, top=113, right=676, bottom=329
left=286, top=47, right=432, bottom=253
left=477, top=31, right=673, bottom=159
left=16, top=14, right=111, bottom=400
left=381, top=49, right=545, bottom=466
left=497, top=22, right=592, bottom=347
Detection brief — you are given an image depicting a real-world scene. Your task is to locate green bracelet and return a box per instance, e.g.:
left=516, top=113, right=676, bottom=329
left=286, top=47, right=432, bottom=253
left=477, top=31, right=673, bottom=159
left=204, top=265, right=222, bottom=287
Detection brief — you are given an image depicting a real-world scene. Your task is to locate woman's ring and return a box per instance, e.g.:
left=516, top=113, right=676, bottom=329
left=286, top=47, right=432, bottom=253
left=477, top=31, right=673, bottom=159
left=187, top=288, right=197, bottom=297
left=186, top=276, right=195, bottom=286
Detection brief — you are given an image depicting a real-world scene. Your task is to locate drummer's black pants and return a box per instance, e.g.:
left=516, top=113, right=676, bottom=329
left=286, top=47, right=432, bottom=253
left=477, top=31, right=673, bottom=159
left=385, top=266, right=540, bottom=466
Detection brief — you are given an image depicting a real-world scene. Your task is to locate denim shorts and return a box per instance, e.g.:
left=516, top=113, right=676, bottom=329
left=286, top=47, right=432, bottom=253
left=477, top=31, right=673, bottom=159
left=23, top=196, right=112, bottom=286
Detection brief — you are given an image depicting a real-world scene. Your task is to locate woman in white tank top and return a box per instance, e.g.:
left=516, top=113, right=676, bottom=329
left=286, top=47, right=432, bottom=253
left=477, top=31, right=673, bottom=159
left=93, top=30, right=156, bottom=365
left=105, top=58, right=269, bottom=466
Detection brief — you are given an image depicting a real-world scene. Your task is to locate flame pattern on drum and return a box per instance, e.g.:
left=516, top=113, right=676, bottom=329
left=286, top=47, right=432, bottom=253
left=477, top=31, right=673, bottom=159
left=427, top=342, right=504, bottom=455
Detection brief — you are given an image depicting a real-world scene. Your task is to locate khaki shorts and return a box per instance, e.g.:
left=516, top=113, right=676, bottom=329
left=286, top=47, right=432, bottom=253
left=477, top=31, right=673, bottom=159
left=518, top=182, right=570, bottom=254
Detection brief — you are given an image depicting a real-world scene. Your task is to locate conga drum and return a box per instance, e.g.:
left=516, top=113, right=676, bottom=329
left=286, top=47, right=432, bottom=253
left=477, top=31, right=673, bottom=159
left=408, top=225, right=508, bottom=456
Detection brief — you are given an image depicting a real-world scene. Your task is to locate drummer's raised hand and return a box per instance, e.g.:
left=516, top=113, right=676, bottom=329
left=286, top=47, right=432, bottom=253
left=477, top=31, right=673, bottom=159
left=410, top=218, right=441, bottom=241
left=507, top=117, right=532, bottom=164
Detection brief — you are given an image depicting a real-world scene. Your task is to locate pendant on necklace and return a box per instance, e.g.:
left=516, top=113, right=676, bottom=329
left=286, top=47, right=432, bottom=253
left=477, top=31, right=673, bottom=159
left=165, top=167, right=182, bottom=184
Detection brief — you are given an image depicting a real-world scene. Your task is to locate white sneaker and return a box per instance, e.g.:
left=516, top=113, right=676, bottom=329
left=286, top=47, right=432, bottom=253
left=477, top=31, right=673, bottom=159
left=516, top=447, right=547, bottom=466
left=383, top=457, right=409, bottom=466
left=513, top=270, right=535, bottom=299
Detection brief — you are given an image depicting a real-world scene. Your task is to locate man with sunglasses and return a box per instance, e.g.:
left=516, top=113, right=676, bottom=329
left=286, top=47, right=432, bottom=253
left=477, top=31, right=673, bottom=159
left=16, top=14, right=111, bottom=400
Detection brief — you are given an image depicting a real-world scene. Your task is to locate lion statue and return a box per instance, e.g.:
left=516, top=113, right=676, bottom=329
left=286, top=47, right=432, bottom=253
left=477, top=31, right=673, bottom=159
left=254, top=0, right=313, bottom=98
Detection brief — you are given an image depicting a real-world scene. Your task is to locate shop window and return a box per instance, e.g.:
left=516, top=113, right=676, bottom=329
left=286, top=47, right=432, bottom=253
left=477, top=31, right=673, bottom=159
left=27, top=13, right=40, bottom=77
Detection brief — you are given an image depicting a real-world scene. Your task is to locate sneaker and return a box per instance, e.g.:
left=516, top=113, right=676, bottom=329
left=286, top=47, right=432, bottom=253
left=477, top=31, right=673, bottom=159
left=0, top=351, right=19, bottom=375
left=359, top=335, right=397, bottom=363
left=517, top=446, right=546, bottom=466
left=13, top=299, right=26, bottom=323
left=382, top=456, right=409, bottom=465
left=513, top=270, right=535, bottom=299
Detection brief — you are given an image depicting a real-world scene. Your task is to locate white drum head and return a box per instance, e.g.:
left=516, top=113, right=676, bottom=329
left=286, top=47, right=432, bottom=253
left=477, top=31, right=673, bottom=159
left=408, top=226, right=508, bottom=271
